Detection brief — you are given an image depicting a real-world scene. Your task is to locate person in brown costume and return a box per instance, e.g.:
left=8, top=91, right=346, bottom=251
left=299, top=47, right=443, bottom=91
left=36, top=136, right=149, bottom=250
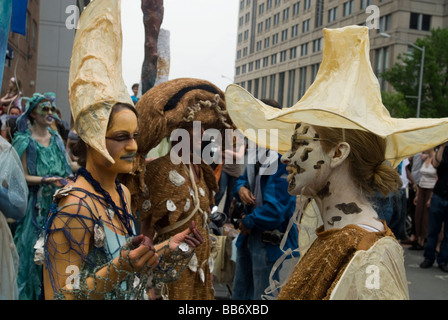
left=123, top=78, right=234, bottom=300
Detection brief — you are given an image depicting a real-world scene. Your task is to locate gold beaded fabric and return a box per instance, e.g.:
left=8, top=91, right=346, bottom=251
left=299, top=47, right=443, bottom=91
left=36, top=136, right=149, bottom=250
left=132, top=154, right=218, bottom=300
left=278, top=221, right=394, bottom=300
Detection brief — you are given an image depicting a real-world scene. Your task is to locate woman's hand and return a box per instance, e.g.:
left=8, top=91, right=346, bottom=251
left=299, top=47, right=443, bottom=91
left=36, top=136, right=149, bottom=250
left=120, top=242, right=159, bottom=272
left=169, top=221, right=204, bottom=251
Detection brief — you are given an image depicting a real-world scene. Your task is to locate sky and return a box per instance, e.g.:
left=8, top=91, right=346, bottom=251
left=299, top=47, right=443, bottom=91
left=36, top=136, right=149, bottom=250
left=121, top=0, right=239, bottom=95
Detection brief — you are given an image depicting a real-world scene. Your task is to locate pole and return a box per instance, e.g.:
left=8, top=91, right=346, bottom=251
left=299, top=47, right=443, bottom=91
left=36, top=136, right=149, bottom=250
left=416, top=46, right=425, bottom=118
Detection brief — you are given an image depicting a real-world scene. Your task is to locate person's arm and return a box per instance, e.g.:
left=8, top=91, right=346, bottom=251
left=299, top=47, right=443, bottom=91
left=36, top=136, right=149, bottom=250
left=433, top=142, right=448, bottom=168
left=20, top=150, right=65, bottom=187
left=44, top=196, right=159, bottom=300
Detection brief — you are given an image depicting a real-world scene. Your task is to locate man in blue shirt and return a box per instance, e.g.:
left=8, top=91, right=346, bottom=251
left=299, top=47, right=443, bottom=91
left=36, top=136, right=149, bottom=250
left=232, top=148, right=299, bottom=300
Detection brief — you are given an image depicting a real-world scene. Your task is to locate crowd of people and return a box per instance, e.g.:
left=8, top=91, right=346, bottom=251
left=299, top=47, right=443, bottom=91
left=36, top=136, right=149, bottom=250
left=1, top=1, right=448, bottom=301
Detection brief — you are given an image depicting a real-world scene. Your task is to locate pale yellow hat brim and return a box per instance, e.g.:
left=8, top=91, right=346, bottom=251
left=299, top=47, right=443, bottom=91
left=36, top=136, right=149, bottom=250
left=226, top=26, right=448, bottom=167
left=69, top=0, right=134, bottom=164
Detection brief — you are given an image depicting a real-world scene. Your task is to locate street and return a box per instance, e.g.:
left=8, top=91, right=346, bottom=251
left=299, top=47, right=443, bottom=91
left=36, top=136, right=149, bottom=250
left=402, top=244, right=448, bottom=300
left=214, top=243, right=448, bottom=300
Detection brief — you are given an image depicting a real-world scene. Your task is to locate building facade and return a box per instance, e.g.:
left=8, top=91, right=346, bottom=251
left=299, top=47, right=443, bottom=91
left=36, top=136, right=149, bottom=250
left=234, top=0, right=448, bottom=107
left=1, top=0, right=41, bottom=102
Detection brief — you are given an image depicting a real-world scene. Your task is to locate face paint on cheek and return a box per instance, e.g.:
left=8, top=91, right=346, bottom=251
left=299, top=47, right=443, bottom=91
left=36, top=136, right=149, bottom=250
left=314, top=160, right=325, bottom=169
left=300, top=148, right=313, bottom=162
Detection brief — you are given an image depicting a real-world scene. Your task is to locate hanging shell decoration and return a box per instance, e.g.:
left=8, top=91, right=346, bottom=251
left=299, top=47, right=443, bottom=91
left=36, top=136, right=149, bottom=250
left=94, top=223, right=105, bottom=248
left=169, top=170, right=186, bottom=187
left=166, top=199, right=177, bottom=212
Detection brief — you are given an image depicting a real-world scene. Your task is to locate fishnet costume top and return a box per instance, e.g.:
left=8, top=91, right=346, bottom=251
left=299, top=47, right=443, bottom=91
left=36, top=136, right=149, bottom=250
left=41, top=168, right=192, bottom=300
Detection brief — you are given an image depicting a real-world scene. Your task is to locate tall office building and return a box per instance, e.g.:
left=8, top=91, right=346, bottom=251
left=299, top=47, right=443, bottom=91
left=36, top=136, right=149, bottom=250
left=234, top=0, right=448, bottom=107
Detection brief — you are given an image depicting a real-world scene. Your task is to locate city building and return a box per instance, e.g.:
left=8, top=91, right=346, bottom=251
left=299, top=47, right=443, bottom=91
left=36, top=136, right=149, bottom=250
left=233, top=0, right=448, bottom=107
left=2, top=0, right=41, bottom=101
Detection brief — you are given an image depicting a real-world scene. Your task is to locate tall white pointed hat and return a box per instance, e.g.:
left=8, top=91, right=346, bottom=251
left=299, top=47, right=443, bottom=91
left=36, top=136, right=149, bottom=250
left=226, top=26, right=448, bottom=167
left=69, top=0, right=134, bottom=164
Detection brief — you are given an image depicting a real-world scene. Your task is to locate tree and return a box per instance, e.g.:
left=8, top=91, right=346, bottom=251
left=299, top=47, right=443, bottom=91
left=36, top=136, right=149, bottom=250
left=381, top=27, right=448, bottom=118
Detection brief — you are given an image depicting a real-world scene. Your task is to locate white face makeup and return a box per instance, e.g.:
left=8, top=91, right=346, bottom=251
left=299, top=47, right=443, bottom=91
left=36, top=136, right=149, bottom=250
left=281, top=123, right=332, bottom=196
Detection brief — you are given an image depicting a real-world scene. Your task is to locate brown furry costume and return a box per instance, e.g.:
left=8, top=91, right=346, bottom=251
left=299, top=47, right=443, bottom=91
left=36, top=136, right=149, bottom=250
left=122, top=78, right=234, bottom=300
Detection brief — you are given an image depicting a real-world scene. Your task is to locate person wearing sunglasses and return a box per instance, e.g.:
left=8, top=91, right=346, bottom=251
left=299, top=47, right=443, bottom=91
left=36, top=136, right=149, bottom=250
left=11, top=93, right=73, bottom=300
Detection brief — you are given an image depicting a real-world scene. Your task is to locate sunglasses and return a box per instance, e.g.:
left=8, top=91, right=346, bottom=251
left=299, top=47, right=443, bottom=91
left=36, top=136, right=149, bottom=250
left=38, top=101, right=56, bottom=114
left=105, top=132, right=139, bottom=143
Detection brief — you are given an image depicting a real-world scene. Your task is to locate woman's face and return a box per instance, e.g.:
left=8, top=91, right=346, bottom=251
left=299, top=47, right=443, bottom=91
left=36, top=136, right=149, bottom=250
left=281, top=123, right=332, bottom=196
left=31, top=101, right=55, bottom=127
left=103, top=108, right=139, bottom=174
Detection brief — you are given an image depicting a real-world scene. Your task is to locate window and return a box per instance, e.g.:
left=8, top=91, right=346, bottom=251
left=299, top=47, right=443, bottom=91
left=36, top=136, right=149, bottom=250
left=245, top=12, right=250, bottom=23
left=283, top=8, right=290, bottom=21
left=237, top=50, right=242, bottom=59
left=291, top=24, right=299, bottom=37
left=313, top=38, right=322, bottom=52
left=248, top=62, right=254, bottom=72
left=244, top=30, right=249, bottom=40
left=274, top=12, right=280, bottom=25
left=262, top=77, right=268, bottom=99
left=259, top=3, right=265, bottom=15
left=280, top=50, right=287, bottom=62
left=360, top=0, right=371, bottom=10
left=343, top=0, right=354, bottom=17
left=315, top=0, right=324, bottom=28
left=264, top=37, right=270, bottom=48
left=287, top=70, right=296, bottom=106
left=281, top=29, right=288, bottom=41
left=299, top=67, right=307, bottom=99
left=301, top=42, right=309, bottom=56
left=255, top=59, right=261, bottom=70
left=302, top=19, right=310, bottom=33
left=271, top=53, right=278, bottom=65
left=278, top=72, right=285, bottom=107
left=293, top=2, right=300, bottom=16
left=270, top=74, right=276, bottom=100
left=378, top=14, right=391, bottom=33
left=263, top=57, right=269, bottom=68
left=243, top=47, right=248, bottom=57
left=311, top=63, right=320, bottom=82
left=410, top=13, right=431, bottom=31
left=256, top=40, right=262, bottom=51
left=328, top=7, right=338, bottom=23
left=272, top=33, right=279, bottom=45
left=304, top=0, right=312, bottom=10
left=265, top=17, right=272, bottom=29
left=375, top=47, right=389, bottom=91
left=290, top=47, right=297, bottom=59
left=267, top=0, right=272, bottom=10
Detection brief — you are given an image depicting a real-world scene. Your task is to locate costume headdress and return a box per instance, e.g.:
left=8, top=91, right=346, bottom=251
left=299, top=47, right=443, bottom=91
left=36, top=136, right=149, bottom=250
left=68, top=0, right=133, bottom=164
left=16, top=93, right=48, bottom=132
left=225, top=26, right=448, bottom=167
left=126, top=78, right=233, bottom=196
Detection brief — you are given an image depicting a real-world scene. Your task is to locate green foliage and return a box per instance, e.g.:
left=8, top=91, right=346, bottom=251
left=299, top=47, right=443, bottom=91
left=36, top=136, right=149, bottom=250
left=381, top=27, right=448, bottom=118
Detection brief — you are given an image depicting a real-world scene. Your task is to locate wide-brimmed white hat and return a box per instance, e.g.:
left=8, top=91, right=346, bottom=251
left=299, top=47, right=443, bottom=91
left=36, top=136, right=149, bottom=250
left=68, top=0, right=134, bottom=164
left=226, top=26, right=448, bottom=167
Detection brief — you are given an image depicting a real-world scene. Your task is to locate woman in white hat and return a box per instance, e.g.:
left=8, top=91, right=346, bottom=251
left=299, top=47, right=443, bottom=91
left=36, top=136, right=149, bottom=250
left=226, top=26, right=448, bottom=300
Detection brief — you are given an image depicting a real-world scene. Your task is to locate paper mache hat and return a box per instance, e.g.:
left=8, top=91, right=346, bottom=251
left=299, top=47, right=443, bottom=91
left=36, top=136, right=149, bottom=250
left=225, top=26, right=448, bottom=167
left=68, top=0, right=134, bottom=164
